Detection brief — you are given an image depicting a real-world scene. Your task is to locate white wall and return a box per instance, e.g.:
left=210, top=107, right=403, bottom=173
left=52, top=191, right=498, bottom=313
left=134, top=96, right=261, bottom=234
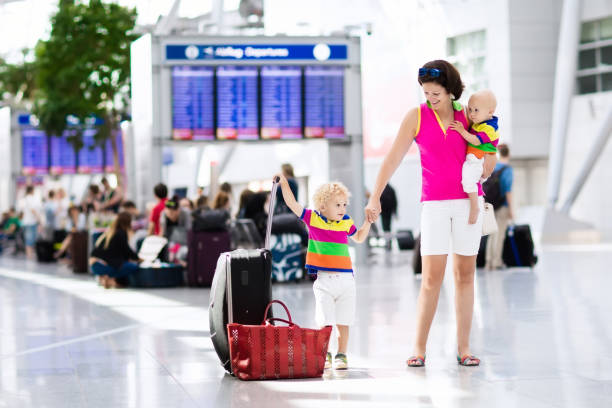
left=559, top=91, right=612, bottom=238
left=508, top=0, right=561, bottom=159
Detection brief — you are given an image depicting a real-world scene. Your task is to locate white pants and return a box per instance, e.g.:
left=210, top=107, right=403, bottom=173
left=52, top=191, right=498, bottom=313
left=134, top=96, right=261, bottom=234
left=462, top=153, right=484, bottom=194
left=313, top=273, right=356, bottom=327
left=420, top=198, right=484, bottom=256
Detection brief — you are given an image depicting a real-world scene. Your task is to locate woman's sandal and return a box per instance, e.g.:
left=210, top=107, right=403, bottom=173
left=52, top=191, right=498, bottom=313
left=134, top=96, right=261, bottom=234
left=457, top=355, right=480, bottom=366
left=407, top=355, right=426, bottom=367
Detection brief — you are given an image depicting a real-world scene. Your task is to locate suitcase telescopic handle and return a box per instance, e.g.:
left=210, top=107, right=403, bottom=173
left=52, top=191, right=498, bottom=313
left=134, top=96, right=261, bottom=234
left=264, top=177, right=280, bottom=250
left=262, top=299, right=292, bottom=325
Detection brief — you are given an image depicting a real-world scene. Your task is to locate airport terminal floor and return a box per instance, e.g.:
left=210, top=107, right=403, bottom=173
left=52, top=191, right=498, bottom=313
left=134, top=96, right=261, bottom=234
left=1, top=244, right=611, bottom=408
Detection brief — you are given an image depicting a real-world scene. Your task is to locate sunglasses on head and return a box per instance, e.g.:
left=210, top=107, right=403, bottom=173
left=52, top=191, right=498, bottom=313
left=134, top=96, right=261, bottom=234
left=419, top=68, right=441, bottom=78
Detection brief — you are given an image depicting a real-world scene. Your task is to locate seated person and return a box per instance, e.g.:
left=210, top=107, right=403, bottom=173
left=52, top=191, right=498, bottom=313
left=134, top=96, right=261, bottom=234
left=89, top=212, right=140, bottom=289
left=160, top=196, right=192, bottom=265
left=54, top=205, right=87, bottom=259
left=2, top=207, right=23, bottom=253
left=120, top=201, right=148, bottom=249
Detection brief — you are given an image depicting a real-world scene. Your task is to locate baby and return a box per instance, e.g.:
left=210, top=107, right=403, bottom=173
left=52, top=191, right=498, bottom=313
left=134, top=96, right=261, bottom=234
left=450, top=89, right=500, bottom=224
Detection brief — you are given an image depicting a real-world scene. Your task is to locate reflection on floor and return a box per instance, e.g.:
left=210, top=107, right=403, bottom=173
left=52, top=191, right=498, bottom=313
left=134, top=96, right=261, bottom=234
left=1, top=245, right=611, bottom=408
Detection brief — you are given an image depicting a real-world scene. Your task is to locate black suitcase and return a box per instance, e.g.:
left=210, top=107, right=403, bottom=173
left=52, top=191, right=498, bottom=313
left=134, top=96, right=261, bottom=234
left=412, top=234, right=422, bottom=275
left=476, top=235, right=488, bottom=268
left=209, top=179, right=278, bottom=373
left=502, top=224, right=537, bottom=267
left=36, top=240, right=55, bottom=262
left=397, top=229, right=415, bottom=250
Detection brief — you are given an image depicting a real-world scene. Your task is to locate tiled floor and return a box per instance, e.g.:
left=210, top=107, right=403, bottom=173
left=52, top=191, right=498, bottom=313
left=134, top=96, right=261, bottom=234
left=1, top=244, right=611, bottom=408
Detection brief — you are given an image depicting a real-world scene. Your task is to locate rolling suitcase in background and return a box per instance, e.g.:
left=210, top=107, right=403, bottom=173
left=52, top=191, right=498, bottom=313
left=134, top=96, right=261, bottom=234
left=412, top=234, right=422, bottom=275
left=396, top=229, right=415, bottom=250
left=502, top=224, right=538, bottom=267
left=35, top=240, right=55, bottom=262
left=71, top=230, right=89, bottom=273
left=209, top=178, right=279, bottom=373
left=476, top=235, right=488, bottom=268
left=187, top=230, right=231, bottom=287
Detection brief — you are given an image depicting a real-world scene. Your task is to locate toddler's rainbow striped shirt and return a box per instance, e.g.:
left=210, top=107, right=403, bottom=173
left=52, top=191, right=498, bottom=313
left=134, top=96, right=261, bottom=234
left=300, top=208, right=357, bottom=274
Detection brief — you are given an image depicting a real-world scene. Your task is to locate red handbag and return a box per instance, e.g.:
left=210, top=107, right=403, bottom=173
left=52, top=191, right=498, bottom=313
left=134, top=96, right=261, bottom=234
left=227, top=300, right=332, bottom=380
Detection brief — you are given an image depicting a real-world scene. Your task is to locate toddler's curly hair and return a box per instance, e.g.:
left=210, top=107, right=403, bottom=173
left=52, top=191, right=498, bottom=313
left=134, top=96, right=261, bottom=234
left=313, top=182, right=351, bottom=211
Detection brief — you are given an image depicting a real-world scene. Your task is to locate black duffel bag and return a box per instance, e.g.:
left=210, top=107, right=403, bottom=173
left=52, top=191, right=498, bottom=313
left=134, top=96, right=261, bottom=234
left=192, top=209, right=230, bottom=232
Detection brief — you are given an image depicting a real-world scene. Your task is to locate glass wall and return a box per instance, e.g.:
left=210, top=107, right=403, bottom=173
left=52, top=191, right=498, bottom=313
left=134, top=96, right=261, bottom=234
left=577, top=16, right=612, bottom=94
left=446, top=30, right=487, bottom=96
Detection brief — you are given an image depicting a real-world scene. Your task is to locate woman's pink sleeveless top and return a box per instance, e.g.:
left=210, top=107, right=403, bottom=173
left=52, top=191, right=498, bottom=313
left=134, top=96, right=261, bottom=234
left=414, top=102, right=483, bottom=202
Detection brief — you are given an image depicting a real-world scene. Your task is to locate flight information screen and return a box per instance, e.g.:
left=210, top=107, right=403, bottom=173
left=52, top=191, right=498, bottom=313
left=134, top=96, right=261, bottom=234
left=22, top=129, right=48, bottom=175
left=304, top=66, right=345, bottom=138
left=50, top=132, right=76, bottom=175
left=77, top=129, right=104, bottom=173
left=172, top=66, right=215, bottom=140
left=260, top=66, right=302, bottom=139
left=169, top=65, right=346, bottom=140
left=216, top=66, right=259, bottom=140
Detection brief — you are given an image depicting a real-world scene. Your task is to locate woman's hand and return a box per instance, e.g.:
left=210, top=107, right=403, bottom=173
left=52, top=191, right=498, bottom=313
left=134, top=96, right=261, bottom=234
left=365, top=198, right=381, bottom=223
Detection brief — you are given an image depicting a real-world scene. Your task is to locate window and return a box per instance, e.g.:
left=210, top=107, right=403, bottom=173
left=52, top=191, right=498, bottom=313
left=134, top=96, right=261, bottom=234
left=577, top=16, right=612, bottom=94
left=446, top=30, right=487, bottom=96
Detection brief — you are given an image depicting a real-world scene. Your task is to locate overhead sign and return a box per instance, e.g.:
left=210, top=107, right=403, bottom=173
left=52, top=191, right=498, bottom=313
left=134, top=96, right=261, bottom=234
left=165, top=44, right=348, bottom=61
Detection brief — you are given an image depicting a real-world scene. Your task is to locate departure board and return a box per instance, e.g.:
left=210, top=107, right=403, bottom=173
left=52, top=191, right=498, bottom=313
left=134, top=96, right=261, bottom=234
left=216, top=66, right=259, bottom=140
left=260, top=66, right=302, bottom=139
left=77, top=129, right=104, bottom=173
left=104, top=132, right=125, bottom=172
left=22, top=129, right=48, bottom=175
left=172, top=66, right=215, bottom=140
left=50, top=132, right=76, bottom=175
left=304, top=66, right=345, bottom=138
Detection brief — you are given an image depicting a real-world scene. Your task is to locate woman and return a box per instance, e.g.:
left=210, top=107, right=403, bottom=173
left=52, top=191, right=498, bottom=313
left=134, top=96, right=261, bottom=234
left=90, top=211, right=140, bottom=288
left=365, top=60, right=496, bottom=367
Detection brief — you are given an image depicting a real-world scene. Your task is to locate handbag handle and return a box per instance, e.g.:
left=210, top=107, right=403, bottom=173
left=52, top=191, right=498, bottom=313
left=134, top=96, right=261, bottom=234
left=262, top=299, right=292, bottom=325
left=265, top=318, right=296, bottom=327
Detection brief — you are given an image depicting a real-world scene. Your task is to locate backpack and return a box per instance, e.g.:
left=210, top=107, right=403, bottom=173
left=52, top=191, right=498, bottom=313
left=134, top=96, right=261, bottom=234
left=482, top=165, right=509, bottom=210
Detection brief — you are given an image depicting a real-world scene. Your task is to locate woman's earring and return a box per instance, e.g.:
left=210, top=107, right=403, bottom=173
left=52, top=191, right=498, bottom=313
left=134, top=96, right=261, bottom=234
left=450, top=93, right=456, bottom=100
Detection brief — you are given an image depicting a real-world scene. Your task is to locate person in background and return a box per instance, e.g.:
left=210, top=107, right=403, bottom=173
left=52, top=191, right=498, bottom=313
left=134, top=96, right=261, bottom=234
left=148, top=183, right=168, bottom=236
left=160, top=196, right=192, bottom=265
left=99, top=177, right=123, bottom=213
left=54, top=205, right=87, bottom=259
left=212, top=191, right=231, bottom=212
left=179, top=197, right=194, bottom=210
left=243, top=191, right=269, bottom=240
left=236, top=188, right=254, bottom=219
left=195, top=195, right=209, bottom=211
left=82, top=184, right=102, bottom=215
left=2, top=207, right=22, bottom=253
left=90, top=211, right=140, bottom=289
left=275, top=163, right=298, bottom=214
left=55, top=188, right=70, bottom=231
left=43, top=190, right=58, bottom=240
left=379, top=184, right=398, bottom=250
left=17, top=185, right=43, bottom=259
left=485, top=143, right=514, bottom=270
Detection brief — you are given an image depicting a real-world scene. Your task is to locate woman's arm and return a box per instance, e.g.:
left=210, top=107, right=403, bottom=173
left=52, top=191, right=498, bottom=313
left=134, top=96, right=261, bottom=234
left=365, top=108, right=419, bottom=222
